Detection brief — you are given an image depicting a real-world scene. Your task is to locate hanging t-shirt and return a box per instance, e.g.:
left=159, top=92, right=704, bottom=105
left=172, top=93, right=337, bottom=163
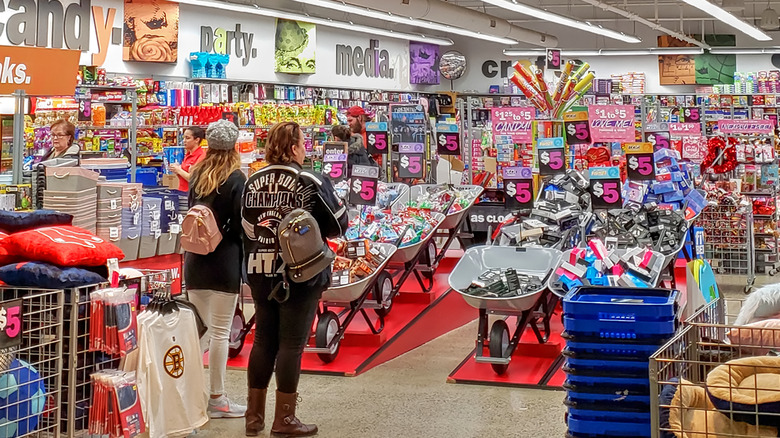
left=136, top=308, right=208, bottom=438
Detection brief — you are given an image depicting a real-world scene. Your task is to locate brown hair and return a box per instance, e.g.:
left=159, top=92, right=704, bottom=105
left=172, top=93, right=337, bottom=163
left=331, top=125, right=351, bottom=142
left=185, top=126, right=206, bottom=143
left=51, top=119, right=75, bottom=146
left=265, top=122, right=301, bottom=165
left=190, top=148, right=240, bottom=198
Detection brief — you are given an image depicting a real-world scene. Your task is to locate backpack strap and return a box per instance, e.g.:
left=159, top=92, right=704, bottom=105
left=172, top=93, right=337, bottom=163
left=267, top=172, right=302, bottom=303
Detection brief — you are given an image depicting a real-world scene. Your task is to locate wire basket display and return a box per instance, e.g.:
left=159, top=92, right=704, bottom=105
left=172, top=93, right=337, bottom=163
left=650, top=298, right=780, bottom=438
left=0, top=287, right=64, bottom=438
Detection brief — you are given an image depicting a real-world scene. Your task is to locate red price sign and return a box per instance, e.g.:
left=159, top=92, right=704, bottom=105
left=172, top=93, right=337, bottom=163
left=563, top=110, right=591, bottom=145
left=537, top=137, right=566, bottom=176
left=589, top=167, right=622, bottom=209
left=503, top=167, right=534, bottom=210
left=365, top=122, right=389, bottom=155
left=644, top=131, right=670, bottom=151
left=349, top=165, right=379, bottom=206
left=436, top=123, right=460, bottom=155
left=0, top=299, right=23, bottom=349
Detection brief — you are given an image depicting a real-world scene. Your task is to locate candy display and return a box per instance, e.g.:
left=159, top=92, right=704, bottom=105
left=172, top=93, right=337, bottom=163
left=552, top=241, right=665, bottom=294
left=404, top=185, right=475, bottom=215
left=345, top=207, right=438, bottom=248
left=510, top=61, right=594, bottom=118
left=462, top=268, right=544, bottom=298
left=328, top=238, right=389, bottom=287
left=335, top=182, right=405, bottom=209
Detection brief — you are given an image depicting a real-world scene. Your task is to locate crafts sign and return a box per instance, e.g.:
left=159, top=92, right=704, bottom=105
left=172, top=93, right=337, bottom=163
left=588, top=105, right=635, bottom=143
left=491, top=107, right=534, bottom=144
left=349, top=165, right=379, bottom=206
left=589, top=167, right=622, bottom=209
left=503, top=166, right=533, bottom=210
left=537, top=137, right=566, bottom=175
left=718, top=120, right=775, bottom=134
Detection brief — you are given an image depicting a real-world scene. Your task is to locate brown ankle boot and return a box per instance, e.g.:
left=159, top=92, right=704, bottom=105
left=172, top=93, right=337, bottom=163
left=270, top=390, right=318, bottom=437
left=245, top=388, right=267, bottom=436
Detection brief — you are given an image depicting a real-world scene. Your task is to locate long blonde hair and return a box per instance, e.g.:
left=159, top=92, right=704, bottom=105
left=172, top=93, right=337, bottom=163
left=190, top=148, right=240, bottom=198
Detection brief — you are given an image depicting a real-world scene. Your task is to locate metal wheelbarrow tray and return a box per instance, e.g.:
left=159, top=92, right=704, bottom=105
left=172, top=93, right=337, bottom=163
left=448, top=245, right=563, bottom=375
left=396, top=184, right=484, bottom=231
left=306, top=243, right=398, bottom=363
left=388, top=211, right=447, bottom=264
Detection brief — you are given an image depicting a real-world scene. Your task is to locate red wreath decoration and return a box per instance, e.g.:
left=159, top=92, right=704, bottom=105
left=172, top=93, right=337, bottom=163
left=701, top=137, right=738, bottom=174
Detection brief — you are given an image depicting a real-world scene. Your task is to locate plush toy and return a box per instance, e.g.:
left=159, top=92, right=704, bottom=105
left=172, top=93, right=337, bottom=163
left=734, top=283, right=780, bottom=326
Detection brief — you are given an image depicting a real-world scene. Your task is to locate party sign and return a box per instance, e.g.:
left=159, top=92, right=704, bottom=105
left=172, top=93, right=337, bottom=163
left=491, top=107, right=535, bottom=144
left=588, top=105, right=635, bottom=143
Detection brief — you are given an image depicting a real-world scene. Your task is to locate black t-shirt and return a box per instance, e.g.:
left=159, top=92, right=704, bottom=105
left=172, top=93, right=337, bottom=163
left=183, top=169, right=246, bottom=293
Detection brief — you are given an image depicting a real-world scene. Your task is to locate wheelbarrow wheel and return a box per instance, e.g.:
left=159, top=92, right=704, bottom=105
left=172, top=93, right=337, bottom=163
left=489, top=320, right=510, bottom=375
left=373, top=271, right=394, bottom=317
left=421, top=240, right=438, bottom=281
left=228, top=305, right=247, bottom=359
left=315, top=311, right=341, bottom=363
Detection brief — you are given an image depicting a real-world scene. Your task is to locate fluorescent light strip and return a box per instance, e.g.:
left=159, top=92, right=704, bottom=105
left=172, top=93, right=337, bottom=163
left=709, top=47, right=780, bottom=54
left=503, top=48, right=704, bottom=56
left=678, top=0, right=771, bottom=41
left=174, top=0, right=454, bottom=46
left=293, top=0, right=518, bottom=45
left=483, top=0, right=641, bottom=44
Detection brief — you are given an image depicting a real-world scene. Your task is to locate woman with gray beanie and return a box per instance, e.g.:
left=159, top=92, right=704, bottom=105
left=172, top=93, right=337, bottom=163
left=184, top=119, right=248, bottom=418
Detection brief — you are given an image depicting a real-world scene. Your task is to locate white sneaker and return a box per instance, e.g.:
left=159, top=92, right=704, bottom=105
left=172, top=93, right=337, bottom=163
left=208, top=395, right=247, bottom=418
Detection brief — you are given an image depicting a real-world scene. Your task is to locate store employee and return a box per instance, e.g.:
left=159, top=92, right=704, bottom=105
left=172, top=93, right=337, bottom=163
left=169, top=126, right=206, bottom=193
left=43, top=119, right=80, bottom=161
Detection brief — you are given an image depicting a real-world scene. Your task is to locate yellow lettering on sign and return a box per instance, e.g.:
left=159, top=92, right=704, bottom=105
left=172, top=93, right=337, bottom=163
left=213, top=28, right=227, bottom=55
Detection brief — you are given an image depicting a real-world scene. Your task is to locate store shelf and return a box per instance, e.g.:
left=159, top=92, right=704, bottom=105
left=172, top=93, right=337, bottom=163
left=78, top=125, right=131, bottom=130
left=77, top=84, right=137, bottom=90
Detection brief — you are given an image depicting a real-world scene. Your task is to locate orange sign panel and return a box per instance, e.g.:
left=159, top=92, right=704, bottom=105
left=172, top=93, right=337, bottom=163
left=0, top=46, right=80, bottom=96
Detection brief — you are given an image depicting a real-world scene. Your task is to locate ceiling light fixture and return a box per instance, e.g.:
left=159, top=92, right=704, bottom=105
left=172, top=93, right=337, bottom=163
left=292, top=0, right=518, bottom=45
left=503, top=48, right=704, bottom=56
left=709, top=47, right=780, bottom=54
left=482, top=0, right=641, bottom=43
left=173, top=0, right=455, bottom=46
left=678, top=0, right=772, bottom=41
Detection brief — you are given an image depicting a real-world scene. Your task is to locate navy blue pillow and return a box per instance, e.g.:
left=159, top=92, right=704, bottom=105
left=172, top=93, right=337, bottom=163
left=0, top=262, right=105, bottom=289
left=0, top=210, right=73, bottom=233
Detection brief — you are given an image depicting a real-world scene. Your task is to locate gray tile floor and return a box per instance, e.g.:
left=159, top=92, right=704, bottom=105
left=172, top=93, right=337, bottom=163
left=193, top=274, right=772, bottom=438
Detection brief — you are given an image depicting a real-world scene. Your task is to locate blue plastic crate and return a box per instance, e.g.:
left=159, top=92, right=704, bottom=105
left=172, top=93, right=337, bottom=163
left=133, top=168, right=160, bottom=186
left=567, top=415, right=651, bottom=437
left=563, top=341, right=663, bottom=361
left=566, top=393, right=649, bottom=412
left=563, top=286, right=678, bottom=322
left=563, top=315, right=676, bottom=341
left=564, top=375, right=650, bottom=395
left=564, top=357, right=649, bottom=378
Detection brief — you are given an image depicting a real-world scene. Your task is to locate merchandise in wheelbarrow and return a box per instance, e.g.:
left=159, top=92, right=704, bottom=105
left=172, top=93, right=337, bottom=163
left=334, top=181, right=409, bottom=209
left=449, top=245, right=562, bottom=374
left=548, top=243, right=667, bottom=298
left=395, top=184, right=484, bottom=230
left=306, top=242, right=398, bottom=363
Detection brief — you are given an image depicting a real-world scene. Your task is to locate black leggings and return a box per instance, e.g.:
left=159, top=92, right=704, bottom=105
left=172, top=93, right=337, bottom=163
left=248, top=286, right=321, bottom=393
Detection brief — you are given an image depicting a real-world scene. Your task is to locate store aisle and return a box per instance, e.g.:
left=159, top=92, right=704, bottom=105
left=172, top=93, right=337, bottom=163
left=197, top=321, right=568, bottom=438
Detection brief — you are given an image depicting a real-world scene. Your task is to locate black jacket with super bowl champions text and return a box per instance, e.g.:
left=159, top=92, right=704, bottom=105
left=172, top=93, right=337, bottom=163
left=241, top=162, right=348, bottom=300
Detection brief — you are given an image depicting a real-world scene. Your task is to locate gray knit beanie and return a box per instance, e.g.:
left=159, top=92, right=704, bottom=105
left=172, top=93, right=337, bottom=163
left=206, top=120, right=239, bottom=150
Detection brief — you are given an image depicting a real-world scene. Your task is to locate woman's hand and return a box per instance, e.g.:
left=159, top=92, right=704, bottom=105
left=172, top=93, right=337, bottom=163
left=169, top=163, right=182, bottom=175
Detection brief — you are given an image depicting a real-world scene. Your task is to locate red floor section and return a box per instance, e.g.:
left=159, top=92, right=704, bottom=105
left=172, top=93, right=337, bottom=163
left=447, top=309, right=566, bottom=390
left=225, top=251, right=477, bottom=376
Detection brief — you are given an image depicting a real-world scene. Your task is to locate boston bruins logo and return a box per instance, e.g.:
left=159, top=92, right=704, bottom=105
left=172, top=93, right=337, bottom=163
left=164, top=345, right=185, bottom=378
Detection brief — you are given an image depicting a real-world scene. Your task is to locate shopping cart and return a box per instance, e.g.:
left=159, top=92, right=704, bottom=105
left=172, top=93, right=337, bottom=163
left=449, top=245, right=562, bottom=374
left=650, top=297, right=780, bottom=438
left=304, top=243, right=398, bottom=363
left=698, top=202, right=756, bottom=293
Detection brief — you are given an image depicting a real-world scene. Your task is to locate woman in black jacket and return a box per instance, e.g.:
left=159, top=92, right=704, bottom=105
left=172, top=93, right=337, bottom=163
left=242, top=122, right=347, bottom=437
left=184, top=120, right=247, bottom=419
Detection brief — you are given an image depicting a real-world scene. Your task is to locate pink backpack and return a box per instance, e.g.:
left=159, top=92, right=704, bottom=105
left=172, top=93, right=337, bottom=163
left=180, top=205, right=222, bottom=255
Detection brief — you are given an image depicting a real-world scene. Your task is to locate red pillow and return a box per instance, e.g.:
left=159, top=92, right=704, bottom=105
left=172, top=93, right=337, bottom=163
left=2, top=226, right=124, bottom=267
left=0, top=232, right=15, bottom=265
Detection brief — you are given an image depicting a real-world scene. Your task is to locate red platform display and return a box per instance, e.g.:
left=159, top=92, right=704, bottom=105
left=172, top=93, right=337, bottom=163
left=226, top=253, right=476, bottom=376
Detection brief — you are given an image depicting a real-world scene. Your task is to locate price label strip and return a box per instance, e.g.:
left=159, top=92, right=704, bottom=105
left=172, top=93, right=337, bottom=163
left=0, top=299, right=23, bottom=349
left=398, top=143, right=425, bottom=178
left=365, top=122, right=389, bottom=155
left=322, top=141, right=348, bottom=183
left=644, top=131, right=670, bottom=151
left=625, top=142, right=655, bottom=181
left=349, top=165, right=380, bottom=206
left=503, top=166, right=534, bottom=210
left=563, top=110, right=591, bottom=145
left=436, top=123, right=460, bottom=155
left=537, top=137, right=566, bottom=176
left=589, top=167, right=622, bottom=209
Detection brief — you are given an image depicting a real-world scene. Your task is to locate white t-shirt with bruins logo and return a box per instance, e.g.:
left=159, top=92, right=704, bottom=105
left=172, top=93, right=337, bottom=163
left=137, top=308, right=208, bottom=438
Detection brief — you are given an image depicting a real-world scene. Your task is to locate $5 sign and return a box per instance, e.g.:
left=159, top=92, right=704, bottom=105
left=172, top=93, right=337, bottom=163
left=591, top=181, right=620, bottom=203
left=0, top=304, right=21, bottom=340
left=505, top=180, right=532, bottom=204
left=352, top=179, right=376, bottom=202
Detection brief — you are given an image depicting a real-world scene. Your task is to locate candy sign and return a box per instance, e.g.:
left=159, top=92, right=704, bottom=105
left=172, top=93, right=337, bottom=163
left=588, top=105, right=635, bottom=143
left=491, top=107, right=535, bottom=144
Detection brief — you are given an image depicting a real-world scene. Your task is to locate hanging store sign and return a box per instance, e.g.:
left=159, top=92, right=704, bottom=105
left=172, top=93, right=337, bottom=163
left=588, top=105, right=635, bottom=143
left=718, top=120, right=775, bottom=135
left=491, top=107, right=534, bottom=144
left=0, top=46, right=79, bottom=95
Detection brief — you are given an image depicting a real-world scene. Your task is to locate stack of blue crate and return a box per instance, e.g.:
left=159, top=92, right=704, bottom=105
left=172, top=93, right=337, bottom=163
left=562, top=286, right=679, bottom=438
